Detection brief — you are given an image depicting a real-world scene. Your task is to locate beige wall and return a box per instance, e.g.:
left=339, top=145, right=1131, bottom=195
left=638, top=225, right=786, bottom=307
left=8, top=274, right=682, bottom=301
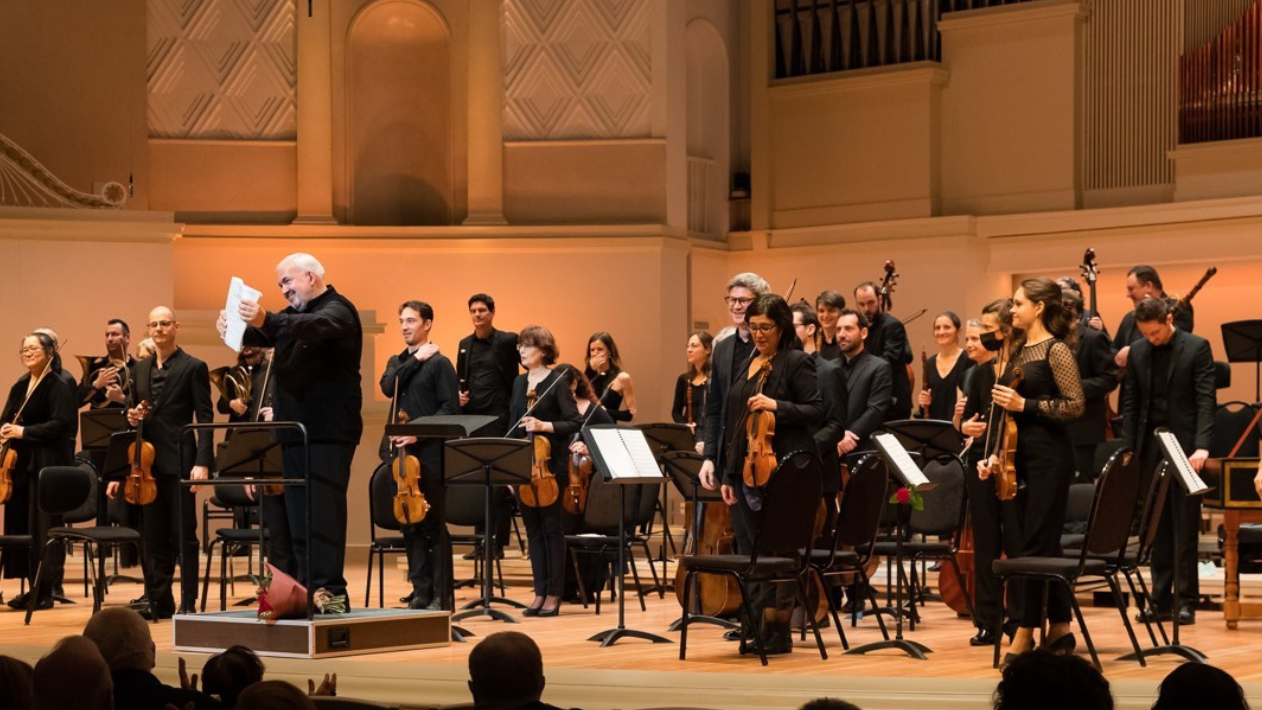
left=148, top=141, right=298, bottom=223
left=503, top=141, right=668, bottom=224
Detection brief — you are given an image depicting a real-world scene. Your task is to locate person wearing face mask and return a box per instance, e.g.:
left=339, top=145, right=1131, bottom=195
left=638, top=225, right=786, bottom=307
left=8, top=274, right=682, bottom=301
left=977, top=279, right=1085, bottom=661
left=956, top=302, right=1025, bottom=647
left=1, top=332, right=77, bottom=610
left=918, top=311, right=973, bottom=422
left=219, top=252, right=362, bottom=610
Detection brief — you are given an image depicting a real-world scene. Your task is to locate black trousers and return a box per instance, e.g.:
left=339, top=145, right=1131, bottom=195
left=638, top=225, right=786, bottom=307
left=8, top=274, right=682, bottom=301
left=964, top=455, right=1024, bottom=631
left=519, top=497, right=565, bottom=597
left=141, top=477, right=198, bottom=611
left=1073, top=443, right=1099, bottom=483
left=730, top=482, right=795, bottom=623
left=1014, top=451, right=1073, bottom=627
left=1143, top=440, right=1200, bottom=610
left=270, top=442, right=355, bottom=599
left=404, top=476, right=448, bottom=603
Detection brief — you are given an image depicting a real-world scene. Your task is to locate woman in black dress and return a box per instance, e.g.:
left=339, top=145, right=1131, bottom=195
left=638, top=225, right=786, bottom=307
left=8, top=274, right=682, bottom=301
left=978, top=279, right=1084, bottom=659
left=719, top=294, right=823, bottom=653
left=919, top=311, right=973, bottom=421
left=1, top=333, right=76, bottom=609
left=585, top=332, right=636, bottom=422
left=507, top=326, right=581, bottom=617
left=671, top=330, right=713, bottom=453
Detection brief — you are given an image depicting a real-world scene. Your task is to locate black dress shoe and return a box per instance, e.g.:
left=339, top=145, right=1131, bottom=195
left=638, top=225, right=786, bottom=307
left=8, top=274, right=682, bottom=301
left=408, top=595, right=433, bottom=610
left=399, top=594, right=413, bottom=604
left=1044, top=632, right=1077, bottom=655
left=139, top=606, right=174, bottom=621
left=537, top=604, right=560, bottom=618
left=723, top=628, right=747, bottom=642
left=1135, top=608, right=1172, bottom=624
left=7, top=592, right=30, bottom=610
left=1178, top=606, right=1196, bottom=625
left=969, top=628, right=996, bottom=647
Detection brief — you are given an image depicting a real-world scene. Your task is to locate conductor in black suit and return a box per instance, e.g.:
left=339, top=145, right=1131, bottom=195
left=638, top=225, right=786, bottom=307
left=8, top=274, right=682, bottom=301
left=1062, top=290, right=1119, bottom=480
left=1121, top=297, right=1215, bottom=625
left=108, top=307, right=214, bottom=618
left=226, top=253, right=363, bottom=605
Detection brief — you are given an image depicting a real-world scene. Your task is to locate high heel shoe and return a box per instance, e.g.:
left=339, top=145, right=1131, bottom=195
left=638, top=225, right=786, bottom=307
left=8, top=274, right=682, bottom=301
left=1044, top=632, right=1077, bottom=655
left=537, top=604, right=560, bottom=617
left=522, top=598, right=544, bottom=617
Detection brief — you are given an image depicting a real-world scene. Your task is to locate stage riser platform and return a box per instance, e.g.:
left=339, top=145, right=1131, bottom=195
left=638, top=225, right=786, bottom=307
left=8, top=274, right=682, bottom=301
left=172, top=609, right=451, bottom=658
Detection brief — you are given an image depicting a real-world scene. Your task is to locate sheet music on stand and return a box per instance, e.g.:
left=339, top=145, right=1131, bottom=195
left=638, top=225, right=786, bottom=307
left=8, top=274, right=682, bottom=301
left=873, top=432, right=932, bottom=489
left=1157, top=428, right=1210, bottom=495
left=585, top=426, right=663, bottom=482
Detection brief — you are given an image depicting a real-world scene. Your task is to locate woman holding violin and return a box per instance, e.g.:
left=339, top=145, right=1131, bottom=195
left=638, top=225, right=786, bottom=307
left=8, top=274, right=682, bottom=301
left=584, top=332, right=637, bottom=422
left=956, top=301, right=1025, bottom=647
left=507, top=326, right=581, bottom=617
left=672, top=331, right=713, bottom=453
left=919, top=311, right=973, bottom=421
left=719, top=294, right=822, bottom=654
left=0, top=333, right=76, bottom=610
left=977, top=279, right=1084, bottom=661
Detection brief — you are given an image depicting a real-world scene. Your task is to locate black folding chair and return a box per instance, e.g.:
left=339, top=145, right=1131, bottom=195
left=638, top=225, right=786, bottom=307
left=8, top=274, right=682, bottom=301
left=679, top=450, right=827, bottom=666
left=365, top=463, right=407, bottom=608
left=565, top=478, right=658, bottom=613
left=200, top=482, right=267, bottom=611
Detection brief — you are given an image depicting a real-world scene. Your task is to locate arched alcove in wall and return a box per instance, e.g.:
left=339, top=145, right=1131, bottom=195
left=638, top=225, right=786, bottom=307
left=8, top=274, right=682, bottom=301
left=347, top=0, right=452, bottom=225
left=685, top=19, right=730, bottom=238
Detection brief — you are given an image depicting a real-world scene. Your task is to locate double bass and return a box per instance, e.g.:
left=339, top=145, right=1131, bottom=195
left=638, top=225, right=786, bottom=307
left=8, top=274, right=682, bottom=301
left=1079, top=248, right=1117, bottom=437
left=878, top=260, right=917, bottom=395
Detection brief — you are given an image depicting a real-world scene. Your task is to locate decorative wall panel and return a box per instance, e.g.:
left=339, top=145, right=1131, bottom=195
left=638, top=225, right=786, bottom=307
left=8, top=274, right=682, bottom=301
left=147, top=0, right=297, bottom=140
left=503, top=0, right=653, bottom=140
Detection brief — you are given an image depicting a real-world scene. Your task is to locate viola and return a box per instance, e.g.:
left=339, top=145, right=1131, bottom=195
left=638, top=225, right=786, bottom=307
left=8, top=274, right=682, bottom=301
left=992, top=366, right=1024, bottom=502
left=563, top=448, right=593, bottom=515
left=518, top=390, right=559, bottom=508
left=391, top=409, right=429, bottom=525
left=124, top=400, right=157, bottom=506
left=0, top=417, right=18, bottom=504
left=742, top=359, right=777, bottom=488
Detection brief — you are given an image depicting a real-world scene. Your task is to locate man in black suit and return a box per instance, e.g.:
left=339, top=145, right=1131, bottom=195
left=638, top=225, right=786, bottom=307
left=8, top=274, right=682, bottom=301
left=228, top=253, right=363, bottom=606
left=854, top=282, right=912, bottom=421
left=380, top=300, right=460, bottom=609
left=1112, top=264, right=1195, bottom=370
left=793, top=304, right=849, bottom=527
left=698, top=272, right=770, bottom=493
left=77, top=319, right=134, bottom=409
left=1062, top=290, right=1119, bottom=480
left=108, top=306, right=214, bottom=618
left=1121, top=297, right=1215, bottom=625
left=836, top=309, right=893, bottom=458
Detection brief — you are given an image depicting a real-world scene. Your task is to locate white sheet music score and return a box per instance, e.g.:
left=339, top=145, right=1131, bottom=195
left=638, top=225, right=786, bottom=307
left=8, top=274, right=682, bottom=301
left=873, top=432, right=930, bottom=488
left=222, top=276, right=262, bottom=353
left=1157, top=430, right=1209, bottom=494
left=587, top=428, right=662, bottom=480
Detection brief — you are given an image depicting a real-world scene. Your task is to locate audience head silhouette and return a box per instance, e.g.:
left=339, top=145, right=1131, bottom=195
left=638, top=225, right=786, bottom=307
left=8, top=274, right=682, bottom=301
left=235, top=680, right=314, bottom=710
left=800, top=699, right=862, bottom=710
left=33, top=636, right=112, bottom=710
left=202, top=645, right=266, bottom=710
left=1152, top=663, right=1248, bottom=710
left=82, top=607, right=156, bottom=671
left=469, top=631, right=547, bottom=709
left=993, top=650, right=1112, bottom=710
left=0, top=654, right=34, bottom=710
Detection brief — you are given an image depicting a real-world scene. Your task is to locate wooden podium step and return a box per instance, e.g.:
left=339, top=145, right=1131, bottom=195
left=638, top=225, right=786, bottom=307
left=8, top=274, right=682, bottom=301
left=172, top=608, right=451, bottom=659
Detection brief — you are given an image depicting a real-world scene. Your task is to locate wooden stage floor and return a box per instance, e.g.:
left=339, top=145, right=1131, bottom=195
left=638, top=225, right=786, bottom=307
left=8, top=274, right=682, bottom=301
left=3, top=551, right=1262, bottom=710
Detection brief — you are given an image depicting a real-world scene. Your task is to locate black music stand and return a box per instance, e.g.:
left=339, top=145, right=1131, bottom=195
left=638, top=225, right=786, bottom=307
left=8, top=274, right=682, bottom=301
left=181, top=422, right=311, bottom=618
left=386, top=415, right=498, bottom=642
left=635, top=423, right=693, bottom=594
left=1222, top=320, right=1262, bottom=403
left=444, top=437, right=532, bottom=624
left=661, top=450, right=739, bottom=633
left=212, top=428, right=285, bottom=601
left=1118, top=429, right=1209, bottom=664
left=847, top=431, right=937, bottom=660
left=581, top=425, right=673, bottom=647
left=81, top=410, right=129, bottom=450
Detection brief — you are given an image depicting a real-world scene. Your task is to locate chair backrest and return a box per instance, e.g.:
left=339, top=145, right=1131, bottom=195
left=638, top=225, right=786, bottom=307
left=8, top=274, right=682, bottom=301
left=62, top=459, right=100, bottom=524
left=632, top=481, right=661, bottom=528
left=1212, top=401, right=1261, bottom=458
left=751, top=450, right=823, bottom=558
left=576, top=474, right=637, bottom=536
left=445, top=484, right=493, bottom=528
left=1063, top=482, right=1095, bottom=535
left=908, top=457, right=966, bottom=537
left=213, top=480, right=259, bottom=509
left=1133, top=461, right=1172, bottom=565
left=835, top=454, right=888, bottom=554
left=1083, top=447, right=1142, bottom=559
left=38, top=466, right=93, bottom=516
left=368, top=463, right=402, bottom=532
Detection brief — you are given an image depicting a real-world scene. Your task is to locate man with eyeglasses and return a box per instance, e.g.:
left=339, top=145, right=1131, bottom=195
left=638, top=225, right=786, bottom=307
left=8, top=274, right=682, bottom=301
left=106, top=307, right=214, bottom=619
left=699, top=272, right=769, bottom=514
left=221, top=252, right=362, bottom=609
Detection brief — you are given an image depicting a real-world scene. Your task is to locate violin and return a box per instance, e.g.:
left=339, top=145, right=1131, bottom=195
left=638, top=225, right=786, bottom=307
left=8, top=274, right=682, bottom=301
left=563, top=448, right=593, bottom=515
left=742, top=358, right=777, bottom=488
left=518, top=389, right=559, bottom=508
left=0, top=416, right=18, bottom=504
left=989, top=366, right=1024, bottom=502
left=390, top=408, right=429, bottom=525
left=124, top=400, right=157, bottom=506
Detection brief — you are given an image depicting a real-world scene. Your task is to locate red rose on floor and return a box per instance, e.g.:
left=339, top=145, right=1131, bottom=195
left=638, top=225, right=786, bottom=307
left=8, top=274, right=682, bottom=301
left=895, top=487, right=911, bottom=504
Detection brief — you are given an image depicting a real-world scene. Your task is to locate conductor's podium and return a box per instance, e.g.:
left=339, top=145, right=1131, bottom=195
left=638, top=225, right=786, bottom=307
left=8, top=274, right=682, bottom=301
left=172, top=608, right=451, bottom=658
left=1203, top=456, right=1262, bottom=629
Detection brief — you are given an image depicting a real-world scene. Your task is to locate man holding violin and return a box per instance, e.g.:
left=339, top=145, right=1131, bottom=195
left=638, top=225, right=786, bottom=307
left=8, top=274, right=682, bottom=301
left=379, top=300, right=459, bottom=610
left=106, top=307, right=214, bottom=620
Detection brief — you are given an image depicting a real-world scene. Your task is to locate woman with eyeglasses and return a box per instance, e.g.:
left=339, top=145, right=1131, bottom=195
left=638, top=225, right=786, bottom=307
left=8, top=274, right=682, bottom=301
left=717, top=294, right=823, bottom=654
left=506, top=326, right=581, bottom=617
left=584, top=332, right=636, bottom=423
left=672, top=331, right=714, bottom=453
left=0, top=333, right=77, bottom=609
